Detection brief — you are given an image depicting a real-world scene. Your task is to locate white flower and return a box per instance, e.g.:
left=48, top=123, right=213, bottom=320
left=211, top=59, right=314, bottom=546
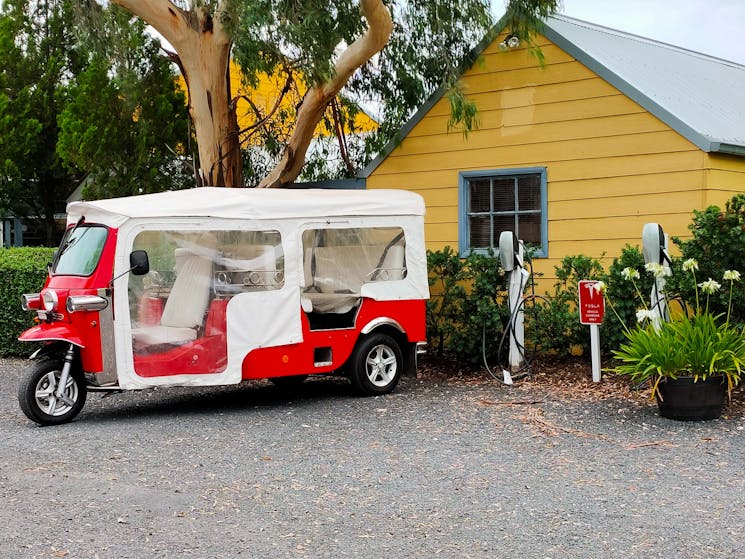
left=723, top=270, right=741, bottom=282
left=591, top=280, right=607, bottom=295
left=698, top=278, right=722, bottom=294
left=645, top=262, right=671, bottom=278
left=682, top=258, right=699, bottom=272
left=636, top=309, right=657, bottom=323
left=621, top=267, right=640, bottom=281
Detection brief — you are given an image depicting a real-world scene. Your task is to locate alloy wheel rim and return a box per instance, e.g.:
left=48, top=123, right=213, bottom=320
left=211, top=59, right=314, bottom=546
left=34, top=371, right=78, bottom=417
left=365, top=344, right=397, bottom=387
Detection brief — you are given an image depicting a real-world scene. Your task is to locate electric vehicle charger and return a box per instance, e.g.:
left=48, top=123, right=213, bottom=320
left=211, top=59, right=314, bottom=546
left=482, top=240, right=548, bottom=385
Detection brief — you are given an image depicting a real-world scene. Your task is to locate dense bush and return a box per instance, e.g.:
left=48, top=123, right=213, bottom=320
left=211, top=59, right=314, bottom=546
left=669, top=193, right=745, bottom=324
left=426, top=247, right=510, bottom=365
left=525, top=254, right=604, bottom=356
left=0, top=247, right=54, bottom=356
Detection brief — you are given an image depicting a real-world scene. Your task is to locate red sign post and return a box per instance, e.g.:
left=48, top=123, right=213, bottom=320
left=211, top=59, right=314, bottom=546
left=578, top=280, right=605, bottom=325
left=578, top=280, right=605, bottom=382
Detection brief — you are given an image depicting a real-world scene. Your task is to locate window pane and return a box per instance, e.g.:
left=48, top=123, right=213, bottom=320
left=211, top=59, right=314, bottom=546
left=470, top=216, right=491, bottom=248
left=518, top=174, right=541, bottom=211
left=469, top=179, right=491, bottom=212
left=492, top=177, right=515, bottom=211
left=518, top=213, right=541, bottom=244
left=492, top=215, right=515, bottom=242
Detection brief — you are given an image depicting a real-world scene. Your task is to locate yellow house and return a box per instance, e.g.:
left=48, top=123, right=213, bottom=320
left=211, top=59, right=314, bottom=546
left=363, top=15, right=745, bottom=279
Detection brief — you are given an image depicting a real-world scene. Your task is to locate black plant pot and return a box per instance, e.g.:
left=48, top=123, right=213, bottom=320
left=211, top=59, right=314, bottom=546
left=655, top=376, right=727, bottom=421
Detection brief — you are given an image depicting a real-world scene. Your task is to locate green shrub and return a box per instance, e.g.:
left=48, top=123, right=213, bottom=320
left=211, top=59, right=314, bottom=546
left=426, top=247, right=509, bottom=365
left=0, top=247, right=55, bottom=356
left=526, top=254, right=603, bottom=356
left=669, top=193, right=745, bottom=324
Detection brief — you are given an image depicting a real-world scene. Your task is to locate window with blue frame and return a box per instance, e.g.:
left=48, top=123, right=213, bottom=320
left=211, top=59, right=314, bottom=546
left=459, top=168, right=547, bottom=257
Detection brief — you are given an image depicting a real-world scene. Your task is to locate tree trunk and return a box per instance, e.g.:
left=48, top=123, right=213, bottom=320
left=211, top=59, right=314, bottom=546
left=112, top=0, right=390, bottom=189
left=111, top=0, right=241, bottom=187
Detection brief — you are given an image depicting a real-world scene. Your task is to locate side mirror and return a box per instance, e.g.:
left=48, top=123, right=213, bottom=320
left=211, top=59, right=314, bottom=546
left=129, top=250, right=150, bottom=276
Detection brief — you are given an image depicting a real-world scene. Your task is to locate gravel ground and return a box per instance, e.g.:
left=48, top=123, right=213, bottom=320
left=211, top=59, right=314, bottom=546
left=2, top=356, right=745, bottom=559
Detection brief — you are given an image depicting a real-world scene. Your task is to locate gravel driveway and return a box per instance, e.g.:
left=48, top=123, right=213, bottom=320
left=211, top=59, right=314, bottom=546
left=2, top=356, right=745, bottom=559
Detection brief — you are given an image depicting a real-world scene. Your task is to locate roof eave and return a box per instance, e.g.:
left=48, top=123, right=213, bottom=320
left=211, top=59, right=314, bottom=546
left=709, top=142, right=745, bottom=157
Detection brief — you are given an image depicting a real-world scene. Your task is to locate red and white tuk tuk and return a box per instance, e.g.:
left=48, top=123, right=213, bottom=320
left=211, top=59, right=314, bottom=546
left=17, top=188, right=429, bottom=425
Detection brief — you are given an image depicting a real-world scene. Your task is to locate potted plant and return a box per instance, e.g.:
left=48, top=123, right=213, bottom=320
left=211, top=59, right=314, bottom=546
left=608, top=260, right=745, bottom=420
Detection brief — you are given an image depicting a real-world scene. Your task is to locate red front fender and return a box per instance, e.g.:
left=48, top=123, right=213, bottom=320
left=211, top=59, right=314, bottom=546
left=19, top=324, right=85, bottom=348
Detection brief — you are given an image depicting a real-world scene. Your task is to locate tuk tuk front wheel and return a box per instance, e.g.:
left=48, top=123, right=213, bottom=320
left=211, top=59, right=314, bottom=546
left=349, top=333, right=402, bottom=396
left=18, top=359, right=87, bottom=426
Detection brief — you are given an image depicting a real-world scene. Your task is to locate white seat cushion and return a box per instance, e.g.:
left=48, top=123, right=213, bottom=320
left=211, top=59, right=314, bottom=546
left=132, top=325, right=198, bottom=347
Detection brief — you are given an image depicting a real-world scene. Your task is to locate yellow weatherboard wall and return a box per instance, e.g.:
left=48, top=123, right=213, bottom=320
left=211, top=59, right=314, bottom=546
left=366, top=33, right=743, bottom=281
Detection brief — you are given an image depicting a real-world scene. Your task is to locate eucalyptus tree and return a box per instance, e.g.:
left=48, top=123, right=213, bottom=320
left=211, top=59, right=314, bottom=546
left=107, top=0, right=560, bottom=188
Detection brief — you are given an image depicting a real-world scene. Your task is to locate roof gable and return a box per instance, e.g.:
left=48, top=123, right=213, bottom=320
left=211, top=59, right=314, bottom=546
left=363, top=14, right=745, bottom=176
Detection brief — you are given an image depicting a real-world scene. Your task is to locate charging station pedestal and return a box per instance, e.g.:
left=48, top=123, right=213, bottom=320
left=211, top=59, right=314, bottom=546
left=642, top=223, right=671, bottom=328
left=499, top=232, right=528, bottom=384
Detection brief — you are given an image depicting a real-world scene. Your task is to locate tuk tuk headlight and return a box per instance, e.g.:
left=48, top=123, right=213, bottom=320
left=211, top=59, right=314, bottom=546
left=42, top=290, right=59, bottom=312
left=66, top=295, right=108, bottom=313
left=21, top=293, right=41, bottom=311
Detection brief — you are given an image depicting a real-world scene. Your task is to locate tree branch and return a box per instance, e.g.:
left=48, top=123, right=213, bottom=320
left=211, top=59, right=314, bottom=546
left=258, top=0, right=392, bottom=187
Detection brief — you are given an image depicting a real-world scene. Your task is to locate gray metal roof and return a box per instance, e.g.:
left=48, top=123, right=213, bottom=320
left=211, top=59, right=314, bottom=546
left=545, top=14, right=745, bottom=156
left=362, top=13, right=745, bottom=177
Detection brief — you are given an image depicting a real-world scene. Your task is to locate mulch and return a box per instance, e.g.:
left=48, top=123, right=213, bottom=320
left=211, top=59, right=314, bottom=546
left=417, top=354, right=745, bottom=413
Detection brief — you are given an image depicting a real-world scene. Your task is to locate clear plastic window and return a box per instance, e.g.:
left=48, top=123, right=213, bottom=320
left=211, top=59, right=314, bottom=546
left=302, top=227, right=406, bottom=296
left=129, top=229, right=283, bottom=360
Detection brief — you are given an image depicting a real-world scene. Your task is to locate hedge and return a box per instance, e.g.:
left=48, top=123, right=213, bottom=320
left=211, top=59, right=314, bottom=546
left=0, top=247, right=55, bottom=356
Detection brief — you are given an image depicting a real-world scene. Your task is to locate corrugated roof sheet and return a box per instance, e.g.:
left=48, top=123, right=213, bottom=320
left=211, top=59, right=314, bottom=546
left=543, top=15, right=745, bottom=154
left=362, top=13, right=745, bottom=177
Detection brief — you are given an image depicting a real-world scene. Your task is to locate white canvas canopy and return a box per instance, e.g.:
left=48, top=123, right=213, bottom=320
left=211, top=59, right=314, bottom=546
left=71, top=188, right=428, bottom=390
left=67, top=187, right=425, bottom=228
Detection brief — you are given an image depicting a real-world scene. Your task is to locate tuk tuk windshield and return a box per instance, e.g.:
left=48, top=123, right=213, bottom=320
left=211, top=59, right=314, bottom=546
left=53, top=225, right=108, bottom=276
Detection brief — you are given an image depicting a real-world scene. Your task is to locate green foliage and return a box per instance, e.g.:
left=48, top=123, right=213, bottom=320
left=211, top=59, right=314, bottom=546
left=612, top=314, right=745, bottom=396
left=670, top=193, right=745, bottom=324
left=426, top=247, right=509, bottom=365
left=230, top=0, right=557, bottom=180
left=603, top=245, right=653, bottom=350
left=0, top=0, right=82, bottom=245
left=526, top=254, right=603, bottom=356
left=0, top=0, right=191, bottom=245
left=0, top=247, right=54, bottom=356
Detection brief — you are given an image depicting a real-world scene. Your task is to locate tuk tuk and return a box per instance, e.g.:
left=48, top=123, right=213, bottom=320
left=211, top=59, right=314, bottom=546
left=17, top=188, right=429, bottom=425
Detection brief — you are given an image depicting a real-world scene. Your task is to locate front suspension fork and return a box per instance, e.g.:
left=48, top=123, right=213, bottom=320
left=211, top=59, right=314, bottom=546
left=54, top=344, right=76, bottom=403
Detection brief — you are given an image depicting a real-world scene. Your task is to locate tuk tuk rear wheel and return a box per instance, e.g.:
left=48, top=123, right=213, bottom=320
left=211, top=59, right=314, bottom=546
left=18, top=359, right=87, bottom=426
left=349, top=333, right=402, bottom=396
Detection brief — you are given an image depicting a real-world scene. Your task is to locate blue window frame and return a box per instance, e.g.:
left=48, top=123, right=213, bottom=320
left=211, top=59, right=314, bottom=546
left=458, top=167, right=548, bottom=257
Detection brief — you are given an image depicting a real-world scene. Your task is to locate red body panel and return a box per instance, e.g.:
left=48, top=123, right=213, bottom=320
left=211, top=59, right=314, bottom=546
left=19, top=228, right=118, bottom=374
left=241, top=298, right=426, bottom=380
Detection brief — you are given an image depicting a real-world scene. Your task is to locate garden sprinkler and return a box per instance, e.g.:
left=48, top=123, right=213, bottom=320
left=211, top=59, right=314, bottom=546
left=642, top=222, right=672, bottom=327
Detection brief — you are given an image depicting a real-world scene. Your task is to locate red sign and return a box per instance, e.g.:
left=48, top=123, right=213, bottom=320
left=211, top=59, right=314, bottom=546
left=578, top=280, right=605, bottom=325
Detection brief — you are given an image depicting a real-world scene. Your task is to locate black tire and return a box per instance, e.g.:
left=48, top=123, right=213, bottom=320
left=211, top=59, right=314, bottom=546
left=18, top=359, right=87, bottom=426
left=349, top=333, right=403, bottom=396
